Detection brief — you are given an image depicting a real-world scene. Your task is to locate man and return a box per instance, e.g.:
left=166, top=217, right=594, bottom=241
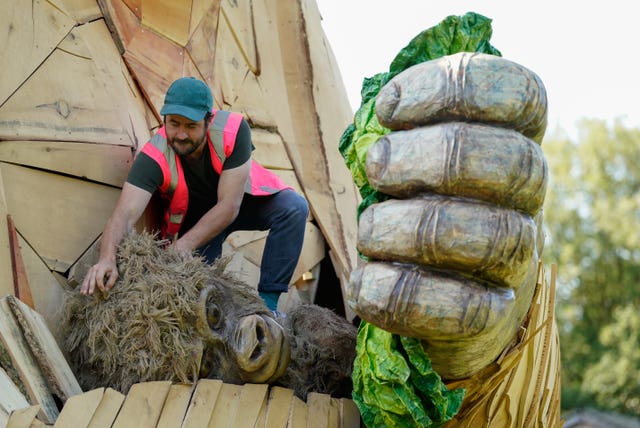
left=81, top=77, right=309, bottom=311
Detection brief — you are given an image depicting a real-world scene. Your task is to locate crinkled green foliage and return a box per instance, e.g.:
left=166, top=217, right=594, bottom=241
left=342, top=12, right=504, bottom=427
left=352, top=323, right=465, bottom=427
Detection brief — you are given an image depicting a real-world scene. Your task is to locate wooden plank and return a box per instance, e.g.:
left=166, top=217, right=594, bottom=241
left=339, top=398, right=361, bottom=428
left=219, top=0, right=259, bottom=74
left=0, top=297, right=58, bottom=424
left=53, top=387, right=104, bottom=428
left=212, top=9, right=250, bottom=106
left=264, top=386, right=293, bottom=428
left=111, top=381, right=172, bottom=428
left=0, top=162, right=120, bottom=272
left=181, top=379, right=222, bottom=428
left=7, top=295, right=83, bottom=403
left=0, top=140, right=134, bottom=188
left=141, top=0, right=192, bottom=46
left=0, top=366, right=30, bottom=416
left=6, top=214, right=34, bottom=308
left=0, top=0, right=75, bottom=106
left=87, top=388, right=126, bottom=428
left=0, top=167, right=14, bottom=298
left=233, top=383, right=268, bottom=428
left=6, top=405, right=41, bottom=428
left=156, top=383, right=193, bottom=428
left=288, top=396, right=308, bottom=428
left=207, top=383, right=242, bottom=427
left=15, top=234, right=67, bottom=348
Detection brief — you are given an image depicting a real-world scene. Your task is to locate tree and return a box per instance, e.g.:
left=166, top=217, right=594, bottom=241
left=542, top=119, right=640, bottom=414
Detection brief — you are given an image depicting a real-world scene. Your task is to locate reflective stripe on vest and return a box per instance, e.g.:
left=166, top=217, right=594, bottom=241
left=140, top=110, right=290, bottom=240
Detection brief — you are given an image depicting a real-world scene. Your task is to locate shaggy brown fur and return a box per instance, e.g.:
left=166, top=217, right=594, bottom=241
left=61, top=232, right=357, bottom=399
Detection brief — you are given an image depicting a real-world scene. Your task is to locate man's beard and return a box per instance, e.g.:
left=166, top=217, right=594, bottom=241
left=168, top=135, right=206, bottom=157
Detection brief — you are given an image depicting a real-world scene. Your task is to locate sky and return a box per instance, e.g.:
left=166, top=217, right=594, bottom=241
left=315, top=0, right=640, bottom=137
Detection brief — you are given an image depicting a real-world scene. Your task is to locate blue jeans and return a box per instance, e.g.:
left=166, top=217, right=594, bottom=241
left=197, top=189, right=309, bottom=293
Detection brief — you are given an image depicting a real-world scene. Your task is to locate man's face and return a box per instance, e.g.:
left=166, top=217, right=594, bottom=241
left=165, top=114, right=208, bottom=158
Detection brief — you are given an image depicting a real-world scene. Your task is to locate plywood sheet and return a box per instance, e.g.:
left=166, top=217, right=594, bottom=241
left=0, top=0, right=75, bottom=106
left=0, top=162, right=120, bottom=272
left=220, top=0, right=259, bottom=74
left=185, top=1, right=221, bottom=90
left=212, top=11, right=251, bottom=107
left=0, top=140, right=134, bottom=189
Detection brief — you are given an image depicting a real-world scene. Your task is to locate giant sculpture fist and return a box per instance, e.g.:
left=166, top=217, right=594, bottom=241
left=347, top=52, right=548, bottom=379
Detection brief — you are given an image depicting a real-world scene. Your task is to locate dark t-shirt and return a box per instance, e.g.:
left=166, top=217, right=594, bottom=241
left=127, top=118, right=252, bottom=233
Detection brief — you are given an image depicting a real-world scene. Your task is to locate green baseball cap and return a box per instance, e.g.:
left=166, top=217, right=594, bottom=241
left=160, top=77, right=213, bottom=121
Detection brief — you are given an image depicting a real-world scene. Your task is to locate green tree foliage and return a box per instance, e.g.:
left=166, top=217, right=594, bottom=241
left=542, top=119, right=640, bottom=414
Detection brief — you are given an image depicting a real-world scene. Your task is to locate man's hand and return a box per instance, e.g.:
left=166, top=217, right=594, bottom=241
left=81, top=258, right=118, bottom=295
left=347, top=52, right=549, bottom=379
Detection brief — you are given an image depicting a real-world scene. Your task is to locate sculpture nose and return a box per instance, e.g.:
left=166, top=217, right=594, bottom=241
left=235, top=314, right=289, bottom=383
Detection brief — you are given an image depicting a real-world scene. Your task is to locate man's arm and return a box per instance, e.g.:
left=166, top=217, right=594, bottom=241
left=81, top=182, right=152, bottom=295
left=173, top=159, right=250, bottom=253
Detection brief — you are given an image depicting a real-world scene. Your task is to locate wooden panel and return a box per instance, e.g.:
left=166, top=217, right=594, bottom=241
left=208, top=382, right=242, bottom=427
left=0, top=298, right=58, bottom=424
left=307, top=392, right=339, bottom=428
left=0, top=367, right=30, bottom=417
left=234, top=383, right=268, bottom=427
left=230, top=73, right=280, bottom=130
left=0, top=0, right=74, bottom=106
left=264, top=386, right=293, bottom=428
left=0, top=163, right=120, bottom=272
left=251, top=129, right=293, bottom=170
left=156, top=383, right=193, bottom=428
left=7, top=295, right=82, bottom=402
left=181, top=379, right=222, bottom=428
left=87, top=388, right=126, bottom=428
left=340, top=398, right=361, bottom=428
left=185, top=1, right=222, bottom=109
left=220, top=0, right=259, bottom=74
left=112, top=381, right=172, bottom=428
left=141, top=0, right=192, bottom=46
left=17, top=230, right=73, bottom=345
left=57, top=0, right=102, bottom=23
left=0, top=21, right=150, bottom=147
left=0, top=141, right=134, bottom=187
left=53, top=387, right=105, bottom=428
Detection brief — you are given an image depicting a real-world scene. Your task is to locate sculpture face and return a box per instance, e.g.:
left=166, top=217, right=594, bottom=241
left=197, top=282, right=290, bottom=384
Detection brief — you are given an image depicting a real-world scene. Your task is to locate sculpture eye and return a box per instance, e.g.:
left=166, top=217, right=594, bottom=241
left=206, top=303, right=222, bottom=329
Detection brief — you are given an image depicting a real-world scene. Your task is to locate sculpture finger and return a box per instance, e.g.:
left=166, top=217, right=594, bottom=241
left=348, top=260, right=538, bottom=379
left=357, top=195, right=539, bottom=290
left=366, top=122, right=548, bottom=216
left=375, top=52, right=547, bottom=142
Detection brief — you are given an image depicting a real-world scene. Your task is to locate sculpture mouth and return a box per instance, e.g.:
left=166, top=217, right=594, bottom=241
left=234, top=314, right=291, bottom=384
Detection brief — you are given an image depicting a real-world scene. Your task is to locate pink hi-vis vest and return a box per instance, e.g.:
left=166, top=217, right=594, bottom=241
left=141, top=110, right=290, bottom=241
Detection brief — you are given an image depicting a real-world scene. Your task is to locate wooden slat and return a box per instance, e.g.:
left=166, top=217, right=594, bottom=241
left=6, top=405, right=41, bottom=428
left=0, top=298, right=58, bottom=424
left=53, top=387, right=104, bottom=428
left=233, top=383, right=269, bottom=428
left=288, top=396, right=308, bottom=428
left=181, top=379, right=222, bottom=428
left=112, top=381, right=172, bottom=428
left=0, top=0, right=74, bottom=106
left=207, top=382, right=242, bottom=427
left=264, top=386, right=294, bottom=428
left=0, top=140, right=134, bottom=187
left=307, top=392, right=340, bottom=428
left=0, top=366, right=30, bottom=417
left=0, top=162, right=120, bottom=272
left=156, top=383, right=193, bottom=428
left=340, top=398, right=361, bottom=428
left=87, top=388, right=126, bottom=428
left=7, top=295, right=83, bottom=402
